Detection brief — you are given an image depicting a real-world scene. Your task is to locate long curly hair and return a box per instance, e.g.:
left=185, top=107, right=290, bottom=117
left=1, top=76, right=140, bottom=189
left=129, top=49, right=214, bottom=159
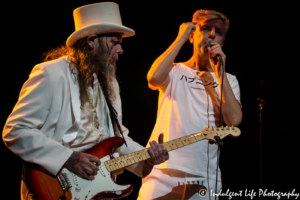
left=43, top=36, right=115, bottom=108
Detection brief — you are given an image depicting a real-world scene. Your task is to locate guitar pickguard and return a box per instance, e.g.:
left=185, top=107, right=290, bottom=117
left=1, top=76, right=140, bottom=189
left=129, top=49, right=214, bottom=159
left=62, top=155, right=131, bottom=200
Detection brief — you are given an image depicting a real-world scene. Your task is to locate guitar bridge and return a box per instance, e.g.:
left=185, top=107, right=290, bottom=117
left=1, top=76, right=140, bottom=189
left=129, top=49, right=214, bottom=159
left=58, top=173, right=72, bottom=191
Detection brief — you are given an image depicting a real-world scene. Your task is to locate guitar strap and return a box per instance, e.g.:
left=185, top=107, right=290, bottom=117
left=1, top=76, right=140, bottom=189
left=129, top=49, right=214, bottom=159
left=95, top=69, right=127, bottom=147
left=104, top=94, right=128, bottom=147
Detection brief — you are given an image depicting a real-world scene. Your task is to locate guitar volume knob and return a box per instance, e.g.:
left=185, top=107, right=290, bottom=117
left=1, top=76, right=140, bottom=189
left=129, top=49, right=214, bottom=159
left=75, top=186, right=81, bottom=192
left=74, top=195, right=80, bottom=200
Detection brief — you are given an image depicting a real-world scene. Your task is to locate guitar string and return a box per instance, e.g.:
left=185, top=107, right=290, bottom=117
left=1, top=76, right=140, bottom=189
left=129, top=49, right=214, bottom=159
left=111, top=132, right=208, bottom=173
left=110, top=132, right=206, bottom=171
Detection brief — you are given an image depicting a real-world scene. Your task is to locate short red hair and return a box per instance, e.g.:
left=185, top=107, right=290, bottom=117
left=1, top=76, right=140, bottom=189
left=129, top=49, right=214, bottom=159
left=192, top=9, right=230, bottom=35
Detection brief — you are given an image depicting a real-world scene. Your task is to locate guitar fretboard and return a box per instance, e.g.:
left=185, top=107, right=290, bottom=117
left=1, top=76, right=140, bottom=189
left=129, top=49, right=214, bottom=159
left=104, top=131, right=206, bottom=172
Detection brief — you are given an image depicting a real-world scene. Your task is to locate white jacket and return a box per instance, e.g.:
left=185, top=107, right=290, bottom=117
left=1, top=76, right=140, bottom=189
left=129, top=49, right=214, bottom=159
left=2, top=56, right=145, bottom=177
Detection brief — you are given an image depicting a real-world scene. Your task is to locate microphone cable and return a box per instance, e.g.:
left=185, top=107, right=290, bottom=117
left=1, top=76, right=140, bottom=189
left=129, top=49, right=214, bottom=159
left=215, top=54, right=226, bottom=200
left=206, top=38, right=225, bottom=199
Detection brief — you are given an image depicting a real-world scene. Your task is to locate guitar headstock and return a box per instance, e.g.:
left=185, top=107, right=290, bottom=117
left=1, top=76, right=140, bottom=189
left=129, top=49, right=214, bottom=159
left=201, top=126, right=241, bottom=143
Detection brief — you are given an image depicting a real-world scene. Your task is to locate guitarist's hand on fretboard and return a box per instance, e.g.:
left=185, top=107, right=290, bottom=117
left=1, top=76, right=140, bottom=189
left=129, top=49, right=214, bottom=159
left=146, top=133, right=169, bottom=165
left=64, top=151, right=100, bottom=180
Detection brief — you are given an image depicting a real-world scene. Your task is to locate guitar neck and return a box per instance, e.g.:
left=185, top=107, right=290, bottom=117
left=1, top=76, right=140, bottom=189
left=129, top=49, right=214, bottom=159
left=104, top=131, right=207, bottom=173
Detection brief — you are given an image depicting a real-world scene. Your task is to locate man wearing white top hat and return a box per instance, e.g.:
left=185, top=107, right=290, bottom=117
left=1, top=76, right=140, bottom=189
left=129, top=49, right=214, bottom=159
left=2, top=2, right=169, bottom=200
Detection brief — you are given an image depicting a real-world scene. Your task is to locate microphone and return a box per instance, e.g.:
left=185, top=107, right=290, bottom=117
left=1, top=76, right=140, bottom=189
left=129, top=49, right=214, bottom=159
left=206, top=39, right=215, bottom=47
left=206, top=39, right=223, bottom=65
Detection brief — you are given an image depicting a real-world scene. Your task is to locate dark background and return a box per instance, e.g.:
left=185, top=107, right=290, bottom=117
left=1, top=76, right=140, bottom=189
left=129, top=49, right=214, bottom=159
left=1, top=1, right=297, bottom=200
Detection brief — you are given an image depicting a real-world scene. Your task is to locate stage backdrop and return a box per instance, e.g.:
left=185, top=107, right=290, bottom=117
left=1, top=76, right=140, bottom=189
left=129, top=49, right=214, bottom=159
left=1, top=1, right=297, bottom=200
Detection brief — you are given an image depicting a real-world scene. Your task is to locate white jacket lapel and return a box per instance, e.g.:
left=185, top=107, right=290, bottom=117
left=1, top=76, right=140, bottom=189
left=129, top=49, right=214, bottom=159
left=63, top=65, right=81, bottom=147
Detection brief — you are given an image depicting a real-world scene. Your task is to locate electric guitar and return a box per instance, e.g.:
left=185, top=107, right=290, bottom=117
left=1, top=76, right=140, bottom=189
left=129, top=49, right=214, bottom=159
left=27, top=126, right=241, bottom=200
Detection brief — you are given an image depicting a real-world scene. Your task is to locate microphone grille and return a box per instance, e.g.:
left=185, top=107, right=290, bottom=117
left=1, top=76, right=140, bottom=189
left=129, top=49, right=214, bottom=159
left=207, top=39, right=215, bottom=47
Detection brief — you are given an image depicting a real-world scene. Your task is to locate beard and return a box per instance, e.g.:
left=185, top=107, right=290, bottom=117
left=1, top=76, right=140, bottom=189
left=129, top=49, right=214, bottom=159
left=104, top=54, right=118, bottom=78
left=92, top=49, right=118, bottom=103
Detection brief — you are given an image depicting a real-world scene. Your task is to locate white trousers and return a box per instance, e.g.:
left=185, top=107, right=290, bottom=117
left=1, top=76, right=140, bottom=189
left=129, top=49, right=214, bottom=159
left=137, top=168, right=222, bottom=200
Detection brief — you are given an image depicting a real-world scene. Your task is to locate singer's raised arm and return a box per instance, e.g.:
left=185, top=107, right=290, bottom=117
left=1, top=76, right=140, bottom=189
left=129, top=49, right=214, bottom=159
left=147, top=23, right=196, bottom=90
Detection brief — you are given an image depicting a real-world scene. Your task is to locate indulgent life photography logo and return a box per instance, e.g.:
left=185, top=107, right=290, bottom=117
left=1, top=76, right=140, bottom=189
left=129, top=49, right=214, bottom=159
left=198, top=188, right=299, bottom=199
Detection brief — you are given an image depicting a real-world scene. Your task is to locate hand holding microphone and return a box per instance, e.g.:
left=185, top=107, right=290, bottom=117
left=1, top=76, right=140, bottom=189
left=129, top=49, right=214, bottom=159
left=206, top=39, right=225, bottom=65
left=206, top=39, right=225, bottom=66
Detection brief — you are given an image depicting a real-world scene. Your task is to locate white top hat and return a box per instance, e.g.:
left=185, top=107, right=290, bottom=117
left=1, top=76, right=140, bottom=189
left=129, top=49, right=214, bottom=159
left=66, top=2, right=135, bottom=47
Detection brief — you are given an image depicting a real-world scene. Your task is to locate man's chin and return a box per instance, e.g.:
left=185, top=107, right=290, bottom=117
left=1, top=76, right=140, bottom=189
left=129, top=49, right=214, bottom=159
left=196, top=49, right=208, bottom=57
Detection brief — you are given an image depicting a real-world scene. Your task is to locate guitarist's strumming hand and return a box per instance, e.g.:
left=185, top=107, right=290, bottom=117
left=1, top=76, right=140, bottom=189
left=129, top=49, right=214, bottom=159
left=65, top=151, right=100, bottom=180
left=146, top=133, right=169, bottom=165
